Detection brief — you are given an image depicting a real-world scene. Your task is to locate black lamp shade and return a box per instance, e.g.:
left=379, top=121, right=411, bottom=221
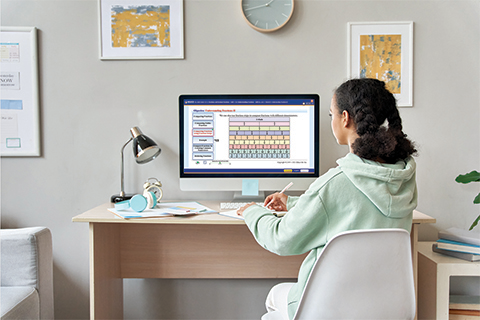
left=132, top=135, right=161, bottom=164
left=111, top=126, right=161, bottom=203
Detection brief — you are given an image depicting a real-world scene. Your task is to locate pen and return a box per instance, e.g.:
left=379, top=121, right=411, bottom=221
left=186, top=209, right=207, bottom=213
left=265, top=182, right=293, bottom=208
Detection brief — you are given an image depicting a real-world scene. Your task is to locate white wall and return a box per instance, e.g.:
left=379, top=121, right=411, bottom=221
left=1, top=0, right=479, bottom=319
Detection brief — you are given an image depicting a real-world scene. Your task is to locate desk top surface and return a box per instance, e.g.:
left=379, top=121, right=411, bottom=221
left=73, top=201, right=245, bottom=225
left=72, top=202, right=436, bottom=225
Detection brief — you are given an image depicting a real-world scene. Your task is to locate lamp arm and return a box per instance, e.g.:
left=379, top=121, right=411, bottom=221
left=120, top=137, right=133, bottom=197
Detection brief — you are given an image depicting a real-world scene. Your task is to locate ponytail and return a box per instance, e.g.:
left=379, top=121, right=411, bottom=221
left=334, top=78, right=417, bottom=163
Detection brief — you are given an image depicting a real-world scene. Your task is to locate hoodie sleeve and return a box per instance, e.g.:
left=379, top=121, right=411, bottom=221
left=286, top=196, right=300, bottom=209
left=243, top=187, right=330, bottom=256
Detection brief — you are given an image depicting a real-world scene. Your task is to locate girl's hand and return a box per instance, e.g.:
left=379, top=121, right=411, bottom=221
left=237, top=202, right=257, bottom=217
left=264, top=193, right=288, bottom=212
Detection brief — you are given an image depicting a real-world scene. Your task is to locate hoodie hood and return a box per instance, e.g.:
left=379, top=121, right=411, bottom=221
left=337, top=153, right=417, bottom=219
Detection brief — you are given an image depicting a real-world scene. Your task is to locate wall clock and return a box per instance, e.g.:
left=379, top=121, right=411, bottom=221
left=241, top=0, right=294, bottom=32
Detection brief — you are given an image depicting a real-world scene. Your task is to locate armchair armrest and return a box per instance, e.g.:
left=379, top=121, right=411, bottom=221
left=1, top=227, right=54, bottom=319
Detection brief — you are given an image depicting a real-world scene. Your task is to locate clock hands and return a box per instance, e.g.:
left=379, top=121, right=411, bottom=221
left=244, top=0, right=276, bottom=11
left=244, top=3, right=268, bottom=11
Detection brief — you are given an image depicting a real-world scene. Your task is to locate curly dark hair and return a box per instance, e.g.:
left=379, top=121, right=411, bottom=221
left=334, top=78, right=417, bottom=163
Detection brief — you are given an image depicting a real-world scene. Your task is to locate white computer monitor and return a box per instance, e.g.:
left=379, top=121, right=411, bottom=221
left=179, top=94, right=320, bottom=200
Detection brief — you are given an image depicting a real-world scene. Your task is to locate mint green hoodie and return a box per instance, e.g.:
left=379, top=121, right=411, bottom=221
left=243, top=153, right=417, bottom=319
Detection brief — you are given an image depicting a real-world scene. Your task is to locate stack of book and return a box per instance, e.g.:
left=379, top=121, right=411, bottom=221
left=433, top=227, right=480, bottom=262
left=449, top=295, right=480, bottom=320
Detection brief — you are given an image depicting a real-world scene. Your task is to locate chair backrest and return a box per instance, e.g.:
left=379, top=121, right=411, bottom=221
left=293, top=228, right=415, bottom=320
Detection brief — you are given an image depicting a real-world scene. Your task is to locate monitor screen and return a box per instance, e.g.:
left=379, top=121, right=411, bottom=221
left=179, top=94, right=320, bottom=195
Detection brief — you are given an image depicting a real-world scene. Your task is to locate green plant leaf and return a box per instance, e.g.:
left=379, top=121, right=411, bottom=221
left=475, top=193, right=480, bottom=204
left=456, top=170, right=480, bottom=184
left=469, top=214, right=480, bottom=231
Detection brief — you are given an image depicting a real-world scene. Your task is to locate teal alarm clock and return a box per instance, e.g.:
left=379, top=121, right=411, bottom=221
left=241, top=0, right=294, bottom=32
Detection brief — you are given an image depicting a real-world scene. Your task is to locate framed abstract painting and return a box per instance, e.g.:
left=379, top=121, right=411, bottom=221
left=348, top=21, right=413, bottom=107
left=99, top=0, right=184, bottom=60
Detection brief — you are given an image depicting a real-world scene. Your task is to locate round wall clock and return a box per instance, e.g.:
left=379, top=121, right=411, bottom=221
left=241, top=0, right=294, bottom=33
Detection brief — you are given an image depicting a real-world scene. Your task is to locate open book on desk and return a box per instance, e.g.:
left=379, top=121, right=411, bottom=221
left=219, top=210, right=287, bottom=220
left=109, top=201, right=217, bottom=219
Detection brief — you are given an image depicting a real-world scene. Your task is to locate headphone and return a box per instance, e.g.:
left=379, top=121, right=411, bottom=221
left=114, top=191, right=157, bottom=213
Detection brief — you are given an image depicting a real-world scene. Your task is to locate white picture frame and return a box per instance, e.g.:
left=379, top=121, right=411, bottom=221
left=348, top=21, right=414, bottom=107
left=99, top=0, right=184, bottom=60
left=1, top=27, right=41, bottom=157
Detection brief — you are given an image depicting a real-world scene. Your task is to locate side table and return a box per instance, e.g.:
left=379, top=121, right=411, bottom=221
left=417, top=241, right=480, bottom=320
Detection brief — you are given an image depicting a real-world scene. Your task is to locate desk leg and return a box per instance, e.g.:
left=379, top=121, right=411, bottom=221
left=89, top=223, right=123, bottom=319
left=418, top=250, right=437, bottom=320
left=411, top=223, right=419, bottom=320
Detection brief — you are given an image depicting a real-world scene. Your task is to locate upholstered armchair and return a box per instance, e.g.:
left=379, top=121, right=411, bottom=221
left=1, top=227, right=54, bottom=319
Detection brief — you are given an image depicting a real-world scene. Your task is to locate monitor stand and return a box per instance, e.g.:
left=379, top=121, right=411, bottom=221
left=232, top=191, right=266, bottom=203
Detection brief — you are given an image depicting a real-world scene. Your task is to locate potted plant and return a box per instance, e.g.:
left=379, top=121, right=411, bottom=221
left=455, top=170, right=480, bottom=230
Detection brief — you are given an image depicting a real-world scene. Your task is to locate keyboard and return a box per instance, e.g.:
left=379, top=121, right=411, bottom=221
left=219, top=202, right=264, bottom=210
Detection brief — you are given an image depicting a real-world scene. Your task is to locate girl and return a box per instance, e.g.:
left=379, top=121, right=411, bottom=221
left=238, top=78, right=418, bottom=319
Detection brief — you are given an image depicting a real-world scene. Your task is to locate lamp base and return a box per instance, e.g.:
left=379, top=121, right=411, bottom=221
left=110, top=194, right=134, bottom=203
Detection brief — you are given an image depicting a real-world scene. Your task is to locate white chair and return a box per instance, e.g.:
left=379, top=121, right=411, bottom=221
left=262, top=228, right=415, bottom=320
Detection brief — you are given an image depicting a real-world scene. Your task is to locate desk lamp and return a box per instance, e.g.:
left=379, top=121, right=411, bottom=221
left=111, top=126, right=161, bottom=203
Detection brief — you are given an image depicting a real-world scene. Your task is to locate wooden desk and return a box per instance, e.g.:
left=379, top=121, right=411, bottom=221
left=73, top=203, right=435, bottom=319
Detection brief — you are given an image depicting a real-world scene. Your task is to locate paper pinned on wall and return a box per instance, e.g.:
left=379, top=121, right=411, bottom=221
left=0, top=43, right=20, bottom=63
left=242, top=179, right=259, bottom=196
left=1, top=72, right=20, bottom=90
left=6, top=138, right=21, bottom=148
left=1, top=100, right=23, bottom=109
left=1, top=113, right=19, bottom=142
